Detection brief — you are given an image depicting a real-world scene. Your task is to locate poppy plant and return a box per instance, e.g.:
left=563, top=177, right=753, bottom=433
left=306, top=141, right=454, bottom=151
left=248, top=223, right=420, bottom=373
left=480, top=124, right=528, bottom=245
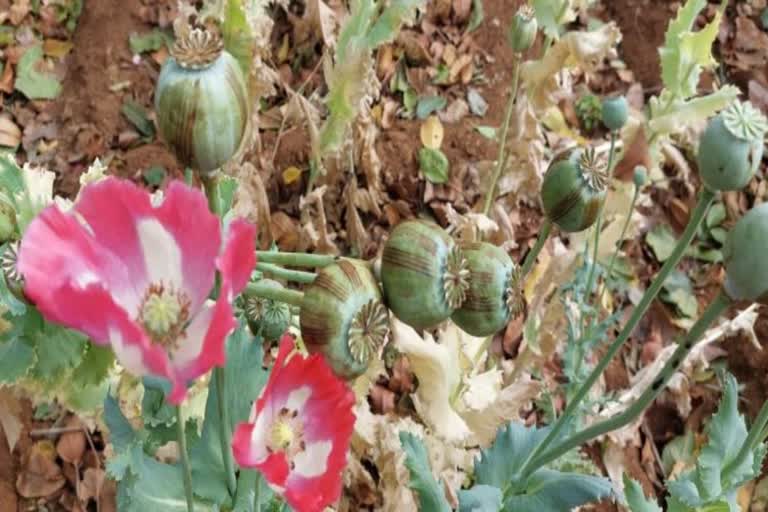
left=17, top=177, right=255, bottom=404
left=232, top=335, right=356, bottom=512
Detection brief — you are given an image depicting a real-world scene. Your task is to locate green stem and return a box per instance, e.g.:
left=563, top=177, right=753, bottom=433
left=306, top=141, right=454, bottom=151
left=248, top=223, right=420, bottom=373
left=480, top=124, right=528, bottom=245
left=253, top=472, right=261, bottom=512
left=483, top=53, right=522, bottom=215
left=584, top=132, right=618, bottom=304
left=201, top=173, right=222, bottom=217
left=256, top=262, right=317, bottom=284
left=723, top=394, right=768, bottom=482
left=597, top=182, right=640, bottom=306
left=245, top=281, right=305, bottom=307
left=520, top=218, right=553, bottom=278
left=255, top=251, right=337, bottom=268
left=176, top=405, right=195, bottom=512
left=518, top=188, right=716, bottom=477
left=526, top=291, right=730, bottom=473
left=214, top=368, right=238, bottom=497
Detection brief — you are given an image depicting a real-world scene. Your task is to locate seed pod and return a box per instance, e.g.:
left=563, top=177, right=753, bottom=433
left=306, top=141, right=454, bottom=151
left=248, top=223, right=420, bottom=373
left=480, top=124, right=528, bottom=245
left=601, top=96, right=628, bottom=131
left=723, top=203, right=768, bottom=304
left=633, top=166, right=648, bottom=188
left=451, top=242, right=524, bottom=337
left=541, top=148, right=608, bottom=233
left=300, top=259, right=388, bottom=379
left=155, top=28, right=248, bottom=174
left=243, top=280, right=292, bottom=341
left=381, top=220, right=470, bottom=330
left=508, top=5, right=538, bottom=52
left=697, top=101, right=767, bottom=192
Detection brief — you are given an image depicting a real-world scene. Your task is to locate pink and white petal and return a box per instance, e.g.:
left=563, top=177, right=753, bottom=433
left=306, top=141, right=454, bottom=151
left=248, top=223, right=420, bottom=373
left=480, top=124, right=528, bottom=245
left=72, top=178, right=154, bottom=307
left=295, top=356, right=356, bottom=442
left=153, top=181, right=221, bottom=310
left=168, top=295, right=235, bottom=391
left=284, top=466, right=343, bottom=512
left=232, top=408, right=273, bottom=468
left=18, top=203, right=143, bottom=316
left=217, top=219, right=256, bottom=297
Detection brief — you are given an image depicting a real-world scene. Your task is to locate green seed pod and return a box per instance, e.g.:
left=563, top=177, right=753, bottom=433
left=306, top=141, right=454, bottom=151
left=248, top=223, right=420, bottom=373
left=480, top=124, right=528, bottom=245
left=243, top=280, right=292, bottom=341
left=451, top=242, right=524, bottom=337
left=633, top=166, right=648, bottom=188
left=508, top=5, right=538, bottom=52
left=697, top=101, right=767, bottom=192
left=300, top=259, right=388, bottom=379
left=541, top=148, right=608, bottom=233
left=155, top=28, right=248, bottom=174
left=601, top=96, right=628, bottom=132
left=381, top=219, right=470, bottom=330
left=723, top=203, right=768, bottom=304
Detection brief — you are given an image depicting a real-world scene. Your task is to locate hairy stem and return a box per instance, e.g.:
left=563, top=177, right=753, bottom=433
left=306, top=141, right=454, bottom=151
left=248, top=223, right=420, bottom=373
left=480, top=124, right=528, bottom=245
left=176, top=406, right=195, bottom=512
left=520, top=218, right=553, bottom=278
left=518, top=188, right=716, bottom=477
left=583, top=132, right=618, bottom=304
left=245, top=281, right=305, bottom=307
left=255, top=251, right=337, bottom=268
left=483, top=53, right=522, bottom=215
left=214, top=368, right=238, bottom=497
left=526, top=291, right=730, bottom=472
left=256, top=262, right=317, bottom=284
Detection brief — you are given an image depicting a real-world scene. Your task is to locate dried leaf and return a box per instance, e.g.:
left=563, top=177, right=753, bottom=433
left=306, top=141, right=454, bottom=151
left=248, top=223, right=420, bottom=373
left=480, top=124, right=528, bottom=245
left=0, top=389, right=23, bottom=452
left=420, top=115, right=444, bottom=149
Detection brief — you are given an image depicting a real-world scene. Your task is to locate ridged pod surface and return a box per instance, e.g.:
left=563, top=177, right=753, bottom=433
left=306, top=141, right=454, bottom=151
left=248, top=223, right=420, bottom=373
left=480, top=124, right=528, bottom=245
left=451, top=242, right=523, bottom=337
left=300, top=259, right=388, bottom=379
left=155, top=29, right=248, bottom=174
left=723, top=203, right=768, bottom=304
left=541, top=148, right=607, bottom=233
left=381, top=220, right=469, bottom=330
left=697, top=101, right=767, bottom=192
left=243, top=280, right=292, bottom=341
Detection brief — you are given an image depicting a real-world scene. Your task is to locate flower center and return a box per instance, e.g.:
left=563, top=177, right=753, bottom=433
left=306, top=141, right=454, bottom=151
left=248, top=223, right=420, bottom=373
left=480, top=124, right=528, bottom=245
left=138, top=284, right=190, bottom=348
left=267, top=407, right=305, bottom=466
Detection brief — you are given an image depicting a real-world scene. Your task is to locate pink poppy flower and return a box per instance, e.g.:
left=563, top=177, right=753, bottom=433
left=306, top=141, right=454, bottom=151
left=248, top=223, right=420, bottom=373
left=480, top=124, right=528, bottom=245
left=232, top=335, right=356, bottom=512
left=17, top=177, right=255, bottom=404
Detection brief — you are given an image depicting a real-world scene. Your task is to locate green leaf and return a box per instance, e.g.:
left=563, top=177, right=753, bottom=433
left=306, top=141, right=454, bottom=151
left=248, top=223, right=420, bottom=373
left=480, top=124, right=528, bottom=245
left=366, top=0, right=425, bottom=50
left=29, top=322, right=88, bottom=380
left=662, top=430, right=696, bottom=476
left=623, top=474, right=662, bottom=512
left=141, top=377, right=176, bottom=428
left=648, top=85, right=739, bottom=135
left=232, top=470, right=276, bottom=512
left=503, top=469, right=615, bottom=511
left=191, top=326, right=269, bottom=505
left=121, top=100, right=155, bottom=138
left=0, top=272, right=26, bottom=316
left=661, top=270, right=698, bottom=318
left=129, top=29, right=171, bottom=55
left=532, top=0, right=568, bottom=39
left=419, top=147, right=449, bottom=184
left=0, top=328, right=34, bottom=384
left=467, top=0, right=485, bottom=32
left=458, top=485, right=503, bottom=511
left=646, top=223, right=676, bottom=262
left=104, top=393, right=140, bottom=453
left=475, top=126, right=497, bottom=140
left=475, top=423, right=550, bottom=489
left=222, top=0, right=255, bottom=77
left=706, top=203, right=727, bottom=229
left=417, top=95, right=447, bottom=119
left=659, top=0, right=726, bottom=98
left=70, top=344, right=114, bottom=388
left=14, top=45, right=62, bottom=100
left=399, top=431, right=452, bottom=512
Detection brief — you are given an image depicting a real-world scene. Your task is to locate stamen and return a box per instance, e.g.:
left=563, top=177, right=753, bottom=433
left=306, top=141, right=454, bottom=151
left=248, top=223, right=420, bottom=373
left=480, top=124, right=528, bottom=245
left=138, top=283, right=190, bottom=348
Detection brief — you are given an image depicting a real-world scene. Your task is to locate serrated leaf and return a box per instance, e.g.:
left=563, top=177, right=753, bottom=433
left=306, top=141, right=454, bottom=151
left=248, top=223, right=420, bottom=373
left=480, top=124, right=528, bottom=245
left=29, top=322, right=88, bottom=380
left=232, top=470, right=276, bottom=512
left=623, top=474, right=662, bottom=512
left=458, top=485, right=503, bottom=511
left=504, top=468, right=615, bottom=511
left=14, top=45, right=61, bottom=100
left=0, top=332, right=34, bottom=383
left=399, top=431, right=452, bottom=512
left=659, top=0, right=726, bottom=98
left=70, top=344, right=114, bottom=388
left=366, top=0, right=425, bottom=50
left=222, top=0, right=254, bottom=77
left=532, top=0, right=569, bottom=39
left=475, top=422, right=550, bottom=489
left=104, top=393, right=139, bottom=453
left=649, top=85, right=739, bottom=135
left=191, top=325, right=269, bottom=505
left=142, top=377, right=176, bottom=428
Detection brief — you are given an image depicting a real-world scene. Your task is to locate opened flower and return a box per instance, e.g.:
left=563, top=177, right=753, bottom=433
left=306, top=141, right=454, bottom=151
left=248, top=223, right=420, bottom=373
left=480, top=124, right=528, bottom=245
left=17, top=177, right=255, bottom=404
left=232, top=335, right=355, bottom=512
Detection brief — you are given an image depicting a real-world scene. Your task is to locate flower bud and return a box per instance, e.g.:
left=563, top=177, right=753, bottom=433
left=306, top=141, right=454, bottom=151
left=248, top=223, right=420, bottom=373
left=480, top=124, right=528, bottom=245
left=508, top=5, right=538, bottom=52
left=601, top=95, right=628, bottom=131
left=723, top=203, right=768, bottom=304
